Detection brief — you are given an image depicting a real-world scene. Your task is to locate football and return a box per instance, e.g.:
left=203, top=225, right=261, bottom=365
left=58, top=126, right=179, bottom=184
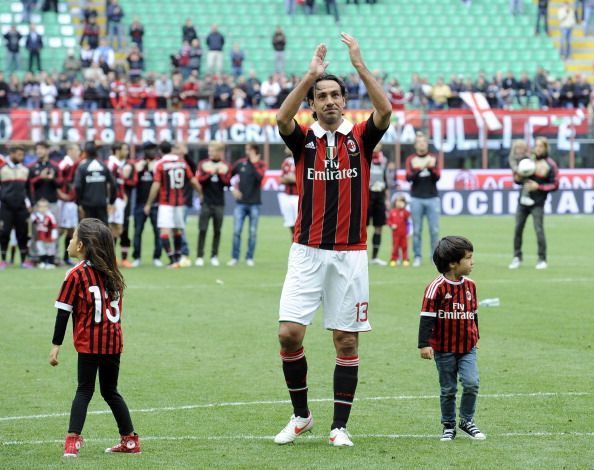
left=517, top=158, right=536, bottom=177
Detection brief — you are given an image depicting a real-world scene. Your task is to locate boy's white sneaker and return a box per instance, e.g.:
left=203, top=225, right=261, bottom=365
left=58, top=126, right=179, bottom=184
left=458, top=420, right=486, bottom=440
left=227, top=258, right=238, bottom=267
left=508, top=257, right=521, bottom=269
left=329, top=427, right=353, bottom=447
left=273, top=413, right=314, bottom=444
left=412, top=257, right=421, bottom=268
left=246, top=259, right=255, bottom=267
left=132, top=259, right=141, bottom=268
left=153, top=259, right=163, bottom=267
left=195, top=257, right=204, bottom=267
left=210, top=256, right=220, bottom=267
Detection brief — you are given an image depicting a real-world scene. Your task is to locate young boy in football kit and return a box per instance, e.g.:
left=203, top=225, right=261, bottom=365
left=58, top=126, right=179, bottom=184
left=418, top=236, right=486, bottom=441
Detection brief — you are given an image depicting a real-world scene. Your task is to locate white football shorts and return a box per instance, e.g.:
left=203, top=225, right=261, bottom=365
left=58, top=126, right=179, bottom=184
left=108, top=198, right=127, bottom=225
left=279, top=243, right=371, bottom=332
left=157, top=204, right=185, bottom=229
left=277, top=192, right=299, bottom=228
left=58, top=201, right=79, bottom=229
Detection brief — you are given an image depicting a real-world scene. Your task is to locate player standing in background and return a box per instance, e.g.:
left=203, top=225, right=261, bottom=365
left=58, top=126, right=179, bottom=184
left=195, top=141, right=231, bottom=267
left=28, top=141, right=61, bottom=263
left=367, top=143, right=389, bottom=266
left=274, top=33, right=391, bottom=446
left=121, top=145, right=137, bottom=269
left=0, top=145, right=33, bottom=269
left=58, top=143, right=82, bottom=266
left=107, top=142, right=136, bottom=268
left=508, top=136, right=559, bottom=270
left=144, top=141, right=201, bottom=268
left=49, top=218, right=141, bottom=457
left=132, top=141, right=162, bottom=267
left=178, top=142, right=197, bottom=268
left=31, top=198, right=58, bottom=269
left=74, top=141, right=116, bottom=225
left=405, top=132, right=441, bottom=268
left=418, top=236, right=486, bottom=441
left=277, top=146, right=299, bottom=236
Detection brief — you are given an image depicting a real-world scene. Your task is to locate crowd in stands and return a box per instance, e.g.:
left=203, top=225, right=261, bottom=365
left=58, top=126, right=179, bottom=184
left=1, top=0, right=593, bottom=112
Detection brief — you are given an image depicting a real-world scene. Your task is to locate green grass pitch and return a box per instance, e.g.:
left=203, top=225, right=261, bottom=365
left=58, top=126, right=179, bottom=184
left=1, top=214, right=593, bottom=469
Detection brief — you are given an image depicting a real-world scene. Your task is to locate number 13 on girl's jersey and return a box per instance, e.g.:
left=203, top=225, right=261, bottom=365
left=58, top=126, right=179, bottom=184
left=55, top=261, right=124, bottom=354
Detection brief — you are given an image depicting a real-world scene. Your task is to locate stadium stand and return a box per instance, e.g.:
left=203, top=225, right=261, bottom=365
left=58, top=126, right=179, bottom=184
left=117, top=0, right=568, bottom=83
left=1, top=1, right=573, bottom=82
left=0, top=1, right=75, bottom=73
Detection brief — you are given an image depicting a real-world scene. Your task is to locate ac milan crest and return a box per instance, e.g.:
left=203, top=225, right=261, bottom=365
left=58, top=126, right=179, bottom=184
left=346, top=138, right=357, bottom=153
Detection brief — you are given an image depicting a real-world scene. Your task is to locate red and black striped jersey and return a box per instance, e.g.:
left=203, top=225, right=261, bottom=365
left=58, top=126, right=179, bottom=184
left=153, top=154, right=195, bottom=206
left=280, top=116, right=386, bottom=250
left=280, top=156, right=297, bottom=196
left=32, top=211, right=58, bottom=242
left=58, top=156, right=80, bottom=201
left=55, top=261, right=123, bottom=355
left=107, top=156, right=128, bottom=200
left=419, top=275, right=479, bottom=354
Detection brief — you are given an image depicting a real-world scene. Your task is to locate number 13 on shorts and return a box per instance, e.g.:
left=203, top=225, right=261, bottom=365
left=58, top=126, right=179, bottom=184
left=355, top=302, right=369, bottom=322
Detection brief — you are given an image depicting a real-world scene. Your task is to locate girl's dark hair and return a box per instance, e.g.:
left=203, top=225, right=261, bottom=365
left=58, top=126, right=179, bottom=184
left=306, top=74, right=347, bottom=121
left=432, top=236, right=474, bottom=274
left=77, top=218, right=125, bottom=299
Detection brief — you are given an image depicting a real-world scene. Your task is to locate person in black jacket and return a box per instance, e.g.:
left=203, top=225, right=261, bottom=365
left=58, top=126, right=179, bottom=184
left=26, top=24, right=43, bottom=72
left=195, top=141, right=231, bottom=267
left=74, top=141, right=116, bottom=224
left=0, top=145, right=32, bottom=268
left=131, top=141, right=162, bottom=267
left=4, top=25, right=22, bottom=73
left=405, top=132, right=441, bottom=267
left=228, top=143, right=267, bottom=266
left=535, top=0, right=549, bottom=35
left=182, top=18, right=198, bottom=43
left=509, top=137, right=559, bottom=270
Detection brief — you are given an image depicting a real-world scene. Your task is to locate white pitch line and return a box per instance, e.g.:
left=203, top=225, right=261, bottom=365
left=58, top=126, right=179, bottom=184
left=0, top=392, right=588, bottom=423
left=3, top=431, right=594, bottom=446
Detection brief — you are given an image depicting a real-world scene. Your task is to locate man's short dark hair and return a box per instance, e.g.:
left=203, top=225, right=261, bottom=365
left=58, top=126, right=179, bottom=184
left=84, top=141, right=97, bottom=158
left=306, top=74, right=347, bottom=121
left=306, top=74, right=347, bottom=102
left=9, top=144, right=25, bottom=153
left=160, top=140, right=172, bottom=155
left=112, top=141, right=125, bottom=153
left=432, top=236, right=474, bottom=274
left=35, top=140, right=49, bottom=149
left=246, top=142, right=260, bottom=155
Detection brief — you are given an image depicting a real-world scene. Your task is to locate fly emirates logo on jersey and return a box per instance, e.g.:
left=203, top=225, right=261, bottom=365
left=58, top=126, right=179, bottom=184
left=306, top=138, right=359, bottom=182
left=438, top=302, right=476, bottom=320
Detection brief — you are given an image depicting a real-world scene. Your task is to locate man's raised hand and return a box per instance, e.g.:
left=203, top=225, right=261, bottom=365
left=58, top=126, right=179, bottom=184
left=309, top=43, right=329, bottom=78
left=340, top=32, right=364, bottom=69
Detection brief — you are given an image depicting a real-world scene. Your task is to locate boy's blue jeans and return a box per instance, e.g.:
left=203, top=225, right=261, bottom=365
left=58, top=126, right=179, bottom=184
left=434, top=347, right=479, bottom=424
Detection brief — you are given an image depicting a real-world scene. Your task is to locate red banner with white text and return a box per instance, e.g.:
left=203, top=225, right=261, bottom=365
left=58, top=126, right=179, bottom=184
left=2, top=108, right=587, bottom=153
